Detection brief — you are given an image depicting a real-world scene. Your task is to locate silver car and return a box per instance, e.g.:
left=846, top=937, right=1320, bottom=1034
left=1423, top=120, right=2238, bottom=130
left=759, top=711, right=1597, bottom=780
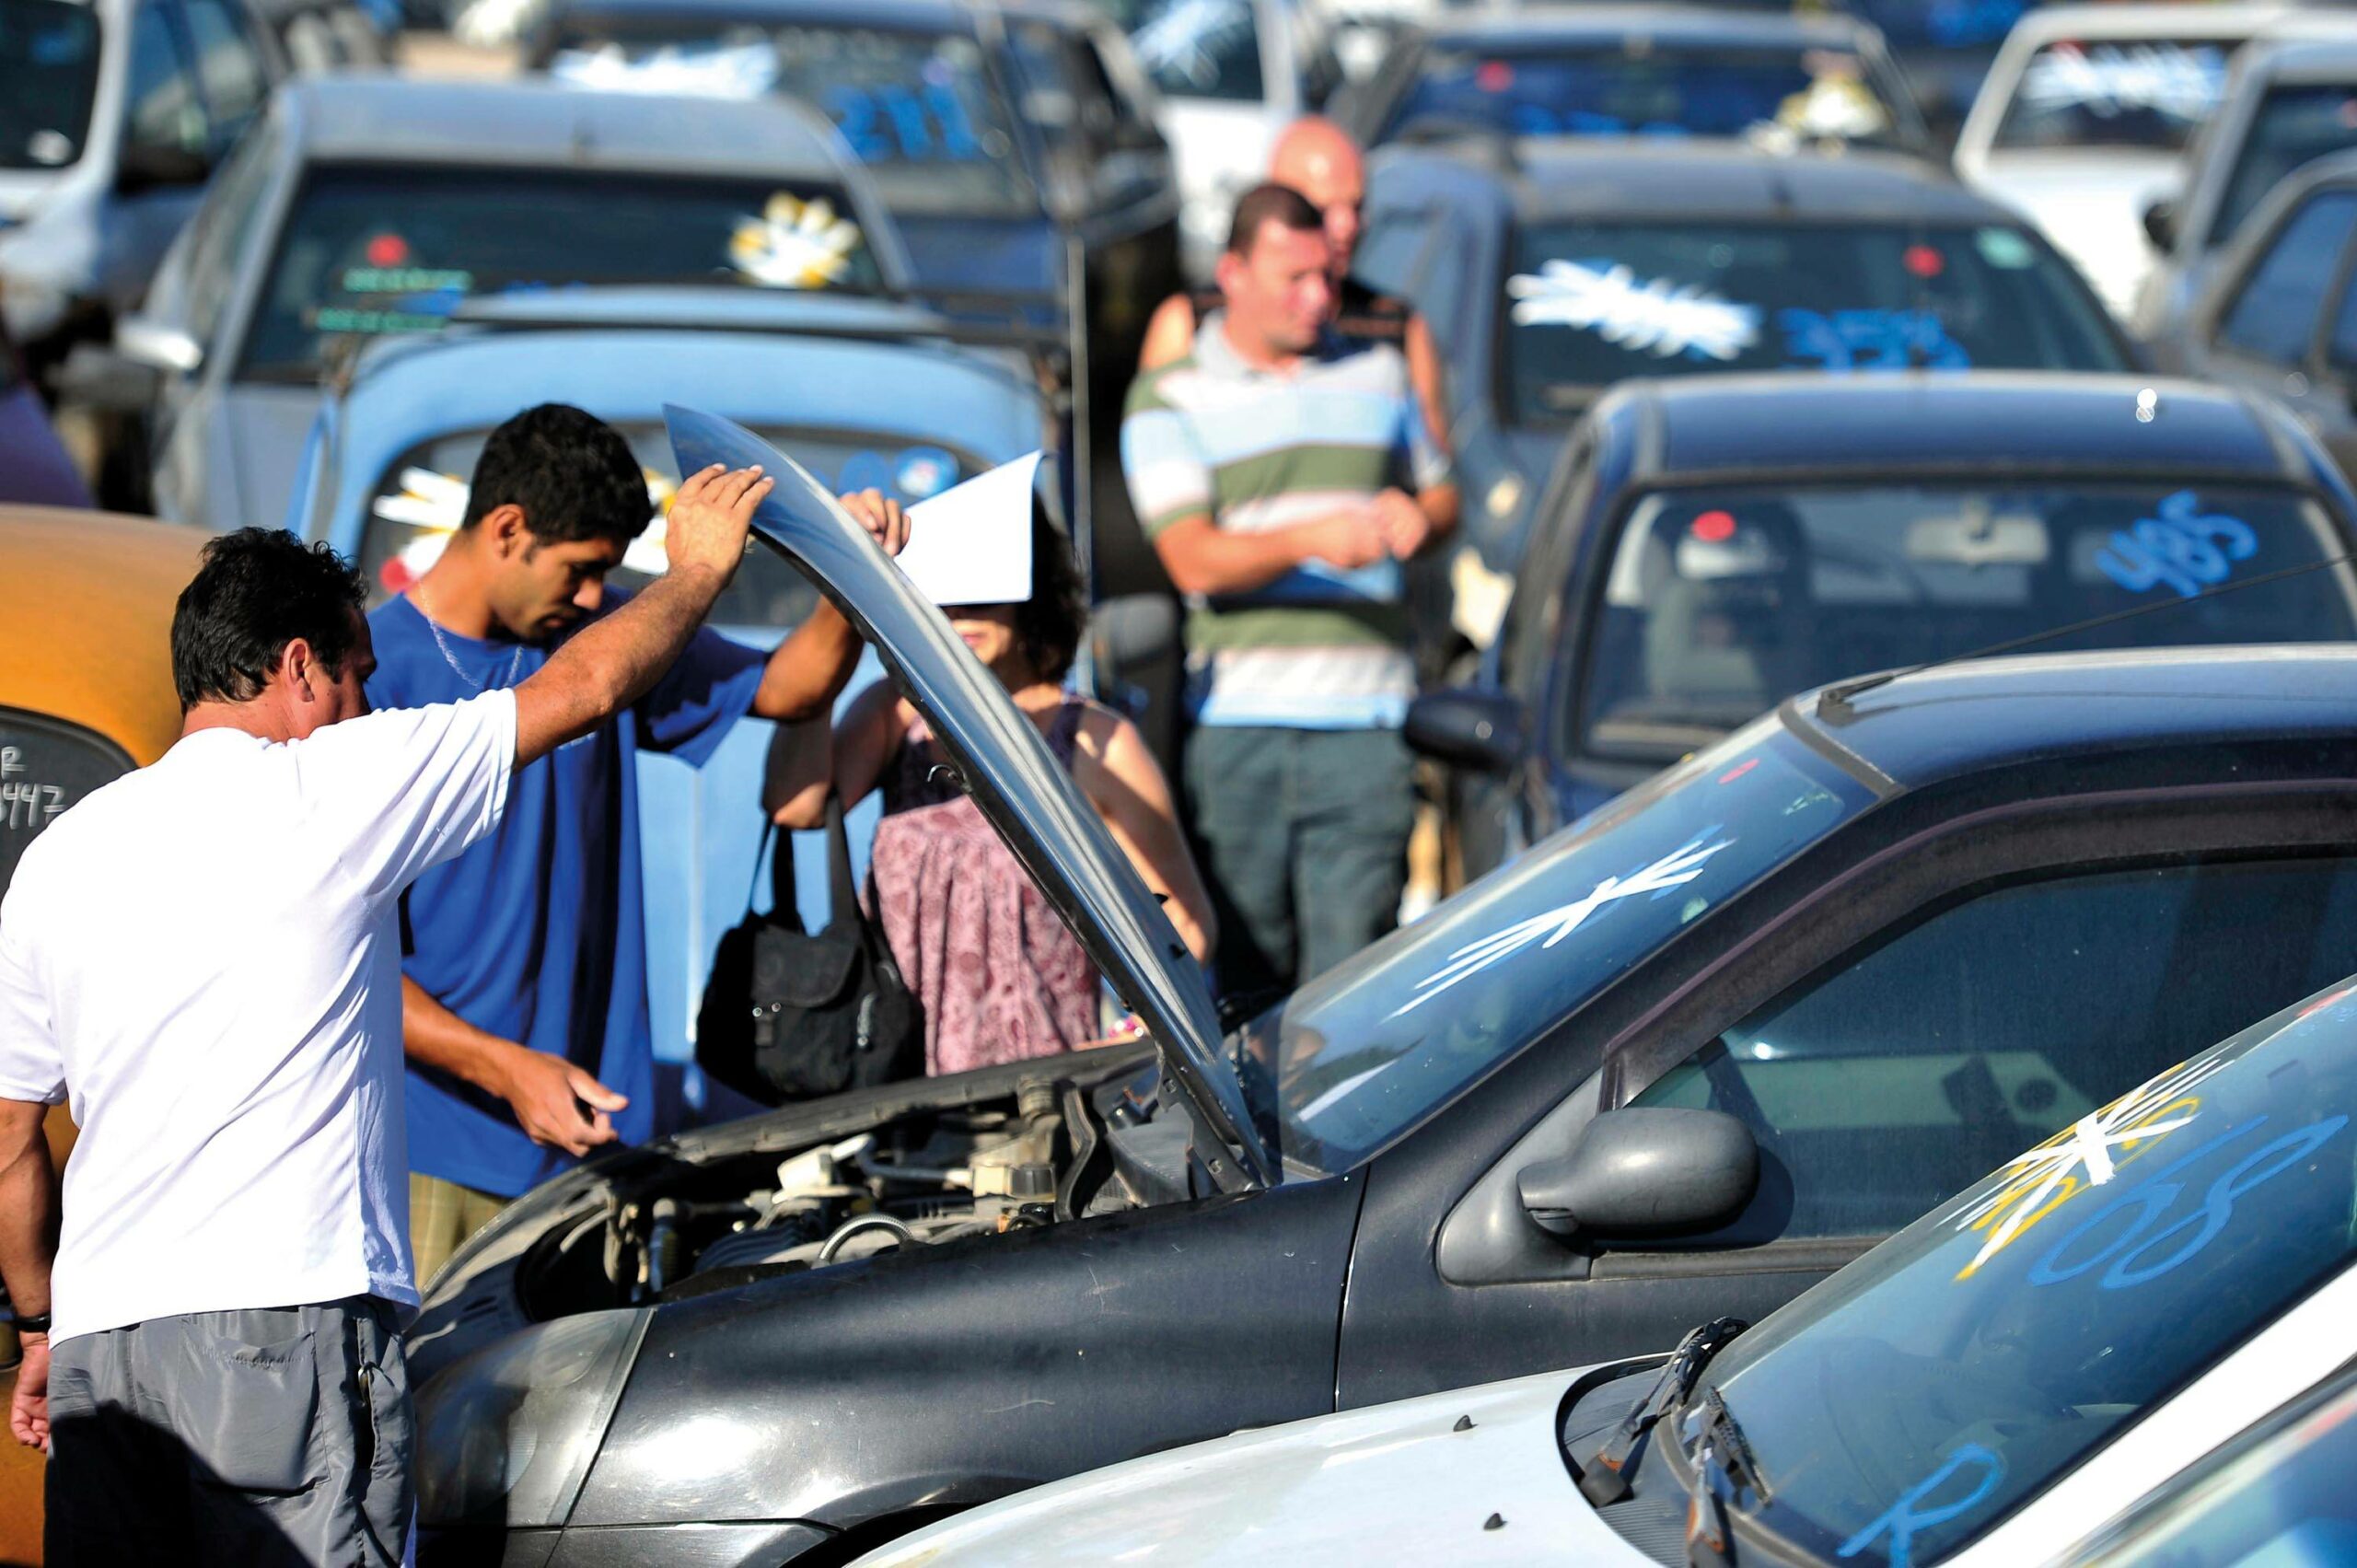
left=117, top=75, right=911, bottom=533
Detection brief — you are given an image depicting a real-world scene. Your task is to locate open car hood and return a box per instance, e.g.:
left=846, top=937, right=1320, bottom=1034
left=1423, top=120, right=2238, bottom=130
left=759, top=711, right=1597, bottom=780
left=665, top=407, right=1276, bottom=1191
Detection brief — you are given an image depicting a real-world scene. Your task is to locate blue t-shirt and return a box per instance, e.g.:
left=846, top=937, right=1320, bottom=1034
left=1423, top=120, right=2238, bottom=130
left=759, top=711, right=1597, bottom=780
left=366, top=592, right=767, bottom=1196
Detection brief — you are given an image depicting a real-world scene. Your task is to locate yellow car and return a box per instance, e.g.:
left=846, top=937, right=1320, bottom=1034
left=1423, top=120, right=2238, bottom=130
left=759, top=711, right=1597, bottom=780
left=0, top=505, right=202, bottom=1568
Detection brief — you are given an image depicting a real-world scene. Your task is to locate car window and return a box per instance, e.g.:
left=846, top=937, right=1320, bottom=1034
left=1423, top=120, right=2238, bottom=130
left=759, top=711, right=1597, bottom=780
left=2218, top=190, right=2357, bottom=365
left=1699, top=981, right=2357, bottom=1566
left=1573, top=482, right=2357, bottom=763
left=179, top=120, right=275, bottom=347
left=181, top=0, right=266, bottom=146
left=1632, top=855, right=2357, bottom=1242
left=1991, top=40, right=2232, bottom=152
left=123, top=1, right=205, bottom=160
left=2331, top=265, right=2357, bottom=371
left=239, top=165, right=884, bottom=380
left=0, top=0, right=100, bottom=170
left=358, top=423, right=970, bottom=632
left=1504, top=221, right=2123, bottom=423
left=548, top=23, right=1033, bottom=216
left=1129, top=0, right=1264, bottom=104
left=2212, top=82, right=2357, bottom=250
left=1381, top=43, right=1901, bottom=147
left=1849, top=0, right=2026, bottom=49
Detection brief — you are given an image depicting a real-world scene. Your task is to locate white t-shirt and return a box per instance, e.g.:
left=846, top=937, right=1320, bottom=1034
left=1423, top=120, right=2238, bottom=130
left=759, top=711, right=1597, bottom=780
left=0, top=691, right=517, bottom=1344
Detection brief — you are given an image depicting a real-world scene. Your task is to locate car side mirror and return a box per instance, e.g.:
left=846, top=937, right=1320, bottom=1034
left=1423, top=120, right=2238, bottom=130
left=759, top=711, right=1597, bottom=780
left=115, top=314, right=203, bottom=376
left=2142, top=196, right=2179, bottom=255
left=1517, top=1108, right=1759, bottom=1241
left=1404, top=687, right=1525, bottom=774
left=115, top=141, right=212, bottom=194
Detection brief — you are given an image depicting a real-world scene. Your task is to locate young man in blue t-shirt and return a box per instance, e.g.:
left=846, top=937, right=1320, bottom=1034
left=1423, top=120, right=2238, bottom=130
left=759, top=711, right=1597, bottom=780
left=366, top=403, right=908, bottom=1282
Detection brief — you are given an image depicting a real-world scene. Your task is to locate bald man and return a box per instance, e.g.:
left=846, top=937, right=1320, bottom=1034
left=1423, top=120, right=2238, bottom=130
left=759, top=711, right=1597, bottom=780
left=1140, top=118, right=1455, bottom=469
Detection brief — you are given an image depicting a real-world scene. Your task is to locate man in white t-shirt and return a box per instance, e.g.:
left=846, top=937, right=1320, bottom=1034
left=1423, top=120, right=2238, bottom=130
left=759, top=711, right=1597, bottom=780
left=0, top=461, right=775, bottom=1566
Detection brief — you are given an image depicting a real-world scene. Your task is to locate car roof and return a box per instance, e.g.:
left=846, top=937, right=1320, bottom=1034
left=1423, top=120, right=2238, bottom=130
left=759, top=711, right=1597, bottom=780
left=1998, top=3, right=2308, bottom=44
left=1425, top=3, right=1877, bottom=51
left=1397, top=142, right=2010, bottom=225
left=2232, top=30, right=2357, bottom=78
left=0, top=508, right=206, bottom=766
left=1799, top=645, right=2357, bottom=791
left=1607, top=373, right=2307, bottom=486
left=543, top=0, right=1097, bottom=35
left=272, top=74, right=850, bottom=173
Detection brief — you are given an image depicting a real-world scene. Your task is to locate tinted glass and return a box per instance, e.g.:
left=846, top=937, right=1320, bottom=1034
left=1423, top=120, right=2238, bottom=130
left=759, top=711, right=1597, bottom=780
left=548, top=23, right=1030, bottom=215
left=1128, top=0, right=1262, bottom=103
left=182, top=0, right=266, bottom=142
left=124, top=2, right=203, bottom=158
left=240, top=166, right=882, bottom=378
left=360, top=424, right=971, bottom=632
left=1246, top=717, right=1873, bottom=1172
left=2214, top=83, right=2357, bottom=250
left=2220, top=190, right=2357, bottom=365
left=2332, top=265, right=2357, bottom=368
left=1850, top=0, right=2026, bottom=49
left=1576, top=483, right=2357, bottom=762
left=1701, top=983, right=2357, bottom=1564
left=1505, top=221, right=2123, bottom=422
left=1635, top=857, right=2357, bottom=1241
left=0, top=0, right=99, bottom=169
left=180, top=122, right=275, bottom=348
left=1991, top=40, right=2232, bottom=151
left=0, top=714, right=129, bottom=899
left=1382, top=44, right=1899, bottom=146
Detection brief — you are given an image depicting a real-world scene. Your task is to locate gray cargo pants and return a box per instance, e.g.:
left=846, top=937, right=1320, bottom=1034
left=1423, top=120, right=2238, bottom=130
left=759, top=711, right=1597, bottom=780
left=44, top=1295, right=411, bottom=1568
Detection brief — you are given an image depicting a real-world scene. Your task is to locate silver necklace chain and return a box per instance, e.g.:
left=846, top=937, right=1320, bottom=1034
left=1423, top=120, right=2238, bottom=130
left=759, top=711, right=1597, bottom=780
left=412, top=591, right=527, bottom=691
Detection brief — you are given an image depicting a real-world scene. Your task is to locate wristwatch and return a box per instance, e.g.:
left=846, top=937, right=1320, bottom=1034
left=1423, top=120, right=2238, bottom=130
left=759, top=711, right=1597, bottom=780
left=11, top=1310, right=49, bottom=1337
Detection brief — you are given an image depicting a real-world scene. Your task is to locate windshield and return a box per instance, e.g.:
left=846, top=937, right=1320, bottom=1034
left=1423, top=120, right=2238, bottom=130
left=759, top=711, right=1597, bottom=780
left=0, top=0, right=98, bottom=170
left=1991, top=40, right=2232, bottom=151
left=359, top=425, right=971, bottom=632
left=548, top=23, right=1031, bottom=215
left=1504, top=221, right=2121, bottom=423
left=239, top=165, right=882, bottom=380
left=2213, top=82, right=2357, bottom=250
left=1382, top=43, right=1899, bottom=146
left=1576, top=482, right=2357, bottom=762
left=1850, top=0, right=2027, bottom=50
left=1700, top=981, right=2357, bottom=1565
left=1245, top=718, right=1872, bottom=1173
left=1123, top=0, right=1263, bottom=104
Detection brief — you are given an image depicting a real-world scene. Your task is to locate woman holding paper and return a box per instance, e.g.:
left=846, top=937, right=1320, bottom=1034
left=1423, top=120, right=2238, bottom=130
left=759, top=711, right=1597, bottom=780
left=765, top=466, right=1213, bottom=1078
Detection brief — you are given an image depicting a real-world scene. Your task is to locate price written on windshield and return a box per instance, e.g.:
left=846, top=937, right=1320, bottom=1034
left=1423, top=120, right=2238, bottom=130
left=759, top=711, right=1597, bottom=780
left=0, top=747, right=69, bottom=833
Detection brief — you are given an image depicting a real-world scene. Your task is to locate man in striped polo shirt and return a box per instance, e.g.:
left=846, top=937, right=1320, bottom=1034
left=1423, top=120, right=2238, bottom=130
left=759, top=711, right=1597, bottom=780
left=1121, top=183, right=1457, bottom=997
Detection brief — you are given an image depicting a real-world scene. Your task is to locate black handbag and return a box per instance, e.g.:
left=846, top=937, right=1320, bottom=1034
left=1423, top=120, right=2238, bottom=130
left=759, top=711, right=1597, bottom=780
left=697, top=796, right=923, bottom=1104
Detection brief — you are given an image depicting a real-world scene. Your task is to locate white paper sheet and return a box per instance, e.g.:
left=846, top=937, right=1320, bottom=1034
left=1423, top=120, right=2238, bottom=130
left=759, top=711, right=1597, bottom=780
left=893, top=451, right=1043, bottom=607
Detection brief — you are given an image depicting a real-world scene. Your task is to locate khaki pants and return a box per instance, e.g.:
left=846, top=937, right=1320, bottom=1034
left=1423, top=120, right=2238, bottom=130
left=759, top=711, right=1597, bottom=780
left=408, top=1174, right=509, bottom=1294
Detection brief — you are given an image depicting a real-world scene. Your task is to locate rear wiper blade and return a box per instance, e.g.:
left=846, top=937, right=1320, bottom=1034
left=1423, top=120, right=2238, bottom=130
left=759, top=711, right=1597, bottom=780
left=1682, top=1383, right=1773, bottom=1568
left=1577, top=1316, right=1747, bottom=1506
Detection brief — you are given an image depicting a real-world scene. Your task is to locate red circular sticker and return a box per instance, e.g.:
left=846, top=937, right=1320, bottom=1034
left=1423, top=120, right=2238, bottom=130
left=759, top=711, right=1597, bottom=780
left=1718, top=757, right=1761, bottom=785
left=1691, top=509, right=1737, bottom=543
left=1476, top=60, right=1514, bottom=92
left=365, top=232, right=411, bottom=268
left=1903, top=244, right=1945, bottom=279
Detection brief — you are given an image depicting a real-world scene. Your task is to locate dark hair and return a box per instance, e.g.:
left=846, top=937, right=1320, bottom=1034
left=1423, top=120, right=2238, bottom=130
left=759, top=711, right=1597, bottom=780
left=1012, top=497, right=1087, bottom=684
left=1225, top=181, right=1324, bottom=257
left=171, top=528, right=367, bottom=710
left=462, top=402, right=650, bottom=548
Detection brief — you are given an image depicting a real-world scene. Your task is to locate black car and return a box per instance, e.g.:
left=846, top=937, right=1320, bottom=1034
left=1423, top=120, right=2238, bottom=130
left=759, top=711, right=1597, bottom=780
left=406, top=408, right=2357, bottom=1567
left=524, top=0, right=1183, bottom=597
left=1411, top=372, right=2357, bottom=882
left=1349, top=139, right=2131, bottom=576
left=1335, top=4, right=1928, bottom=155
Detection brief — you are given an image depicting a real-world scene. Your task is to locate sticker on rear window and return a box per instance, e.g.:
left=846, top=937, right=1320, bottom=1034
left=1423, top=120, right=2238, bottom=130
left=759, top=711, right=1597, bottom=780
left=2019, top=41, right=2224, bottom=122
left=1780, top=308, right=1970, bottom=371
left=2094, top=489, right=2258, bottom=598
left=1974, top=227, right=2037, bottom=270
left=729, top=193, right=865, bottom=289
left=1506, top=260, right=1760, bottom=361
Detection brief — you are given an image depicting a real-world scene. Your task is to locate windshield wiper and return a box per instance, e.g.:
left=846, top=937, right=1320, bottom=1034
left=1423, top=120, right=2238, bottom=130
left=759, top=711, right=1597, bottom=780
left=1682, top=1383, right=1773, bottom=1568
left=1576, top=1316, right=1747, bottom=1506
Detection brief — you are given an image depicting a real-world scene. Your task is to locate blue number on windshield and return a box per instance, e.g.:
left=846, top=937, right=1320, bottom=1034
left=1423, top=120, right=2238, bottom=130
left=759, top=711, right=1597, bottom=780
left=823, top=84, right=985, bottom=163
left=2095, top=490, right=2258, bottom=598
left=1837, top=1445, right=2005, bottom=1568
left=1780, top=309, right=1969, bottom=371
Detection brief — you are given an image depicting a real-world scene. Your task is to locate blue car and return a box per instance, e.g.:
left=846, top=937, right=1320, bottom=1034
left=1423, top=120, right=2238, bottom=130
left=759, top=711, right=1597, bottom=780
left=291, top=288, right=1049, bottom=1123
left=1408, top=372, right=2357, bottom=880
left=1353, top=140, right=2133, bottom=580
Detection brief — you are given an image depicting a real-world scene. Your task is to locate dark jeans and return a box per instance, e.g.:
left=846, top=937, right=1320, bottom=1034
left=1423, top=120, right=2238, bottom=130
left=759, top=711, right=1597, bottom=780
left=46, top=1295, right=411, bottom=1568
left=1186, top=725, right=1417, bottom=998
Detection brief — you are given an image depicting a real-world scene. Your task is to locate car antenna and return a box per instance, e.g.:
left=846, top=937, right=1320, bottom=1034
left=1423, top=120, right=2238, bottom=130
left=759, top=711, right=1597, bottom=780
left=1818, top=547, right=2357, bottom=712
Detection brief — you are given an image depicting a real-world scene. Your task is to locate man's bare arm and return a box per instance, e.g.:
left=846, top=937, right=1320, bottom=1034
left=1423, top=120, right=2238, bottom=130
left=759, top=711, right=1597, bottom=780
left=1138, top=293, right=1200, bottom=374
left=513, top=464, right=769, bottom=766
left=1152, top=509, right=1391, bottom=597
left=400, top=979, right=623, bottom=1158
left=0, top=1098, right=54, bottom=1325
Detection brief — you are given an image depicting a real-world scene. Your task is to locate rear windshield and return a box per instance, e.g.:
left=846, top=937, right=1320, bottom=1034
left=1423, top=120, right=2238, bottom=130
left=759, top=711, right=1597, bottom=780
left=1381, top=43, right=1901, bottom=146
left=0, top=0, right=98, bottom=170
left=1504, top=220, right=2123, bottom=423
left=548, top=22, right=1031, bottom=215
left=1575, top=482, right=2357, bottom=762
left=2213, top=82, right=2357, bottom=250
left=361, top=424, right=974, bottom=632
left=1124, top=0, right=1264, bottom=104
left=1991, top=39, right=2233, bottom=151
left=240, top=165, right=883, bottom=379
left=1849, top=0, right=2027, bottom=50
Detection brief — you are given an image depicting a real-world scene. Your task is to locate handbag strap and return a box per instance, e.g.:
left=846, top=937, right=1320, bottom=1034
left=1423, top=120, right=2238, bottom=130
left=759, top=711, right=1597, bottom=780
left=739, top=820, right=807, bottom=935
left=824, top=791, right=859, bottom=925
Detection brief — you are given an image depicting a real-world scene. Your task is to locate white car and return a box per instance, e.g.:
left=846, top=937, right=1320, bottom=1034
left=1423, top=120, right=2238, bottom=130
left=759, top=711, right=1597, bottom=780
left=1954, top=4, right=2293, bottom=320
left=855, top=980, right=2357, bottom=1566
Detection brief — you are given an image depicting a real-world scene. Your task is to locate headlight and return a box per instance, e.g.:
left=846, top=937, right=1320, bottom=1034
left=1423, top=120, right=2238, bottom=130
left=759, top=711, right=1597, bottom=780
left=414, top=1308, right=651, bottom=1528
